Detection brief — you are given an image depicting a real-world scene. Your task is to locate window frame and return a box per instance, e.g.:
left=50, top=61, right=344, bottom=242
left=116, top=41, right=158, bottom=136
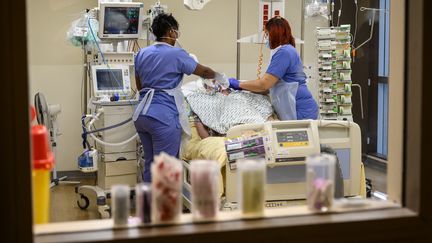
left=4, top=0, right=432, bottom=242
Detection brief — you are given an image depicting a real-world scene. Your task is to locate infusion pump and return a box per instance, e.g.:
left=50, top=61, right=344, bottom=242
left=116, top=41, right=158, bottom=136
left=227, top=120, right=321, bottom=166
left=225, top=120, right=362, bottom=202
left=266, top=121, right=320, bottom=165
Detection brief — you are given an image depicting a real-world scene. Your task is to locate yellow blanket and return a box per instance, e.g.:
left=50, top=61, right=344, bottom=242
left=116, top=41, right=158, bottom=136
left=182, top=122, right=227, bottom=197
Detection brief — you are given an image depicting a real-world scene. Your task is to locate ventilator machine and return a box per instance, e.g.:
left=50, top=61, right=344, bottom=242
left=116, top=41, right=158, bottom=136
left=71, top=0, right=213, bottom=218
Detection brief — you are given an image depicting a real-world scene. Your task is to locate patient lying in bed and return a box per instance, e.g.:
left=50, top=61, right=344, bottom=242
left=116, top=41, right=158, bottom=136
left=181, top=80, right=275, bottom=198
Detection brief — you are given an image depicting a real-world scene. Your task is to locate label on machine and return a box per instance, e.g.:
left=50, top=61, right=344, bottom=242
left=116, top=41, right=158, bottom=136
left=276, top=130, right=309, bottom=148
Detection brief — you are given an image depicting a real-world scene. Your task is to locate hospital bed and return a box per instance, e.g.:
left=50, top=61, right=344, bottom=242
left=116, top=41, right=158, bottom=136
left=181, top=119, right=365, bottom=210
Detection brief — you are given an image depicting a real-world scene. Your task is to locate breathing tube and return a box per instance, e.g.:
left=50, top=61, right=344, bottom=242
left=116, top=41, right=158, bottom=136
left=81, top=110, right=138, bottom=148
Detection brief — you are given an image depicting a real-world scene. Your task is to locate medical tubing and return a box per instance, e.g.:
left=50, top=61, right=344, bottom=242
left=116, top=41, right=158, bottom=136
left=257, top=33, right=265, bottom=78
left=87, top=111, right=138, bottom=147
left=87, top=18, right=129, bottom=98
left=81, top=116, right=92, bottom=149
left=88, top=123, right=137, bottom=147
left=337, top=0, right=343, bottom=27
left=353, top=0, right=358, bottom=47
left=83, top=116, right=133, bottom=135
left=353, top=9, right=376, bottom=52
left=88, top=18, right=106, bottom=64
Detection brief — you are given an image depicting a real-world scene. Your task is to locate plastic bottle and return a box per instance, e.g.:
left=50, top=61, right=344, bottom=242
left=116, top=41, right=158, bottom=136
left=111, top=184, right=130, bottom=226
left=151, top=153, right=182, bottom=223
left=306, top=154, right=336, bottom=212
left=190, top=160, right=219, bottom=220
left=31, top=125, right=55, bottom=224
left=136, top=183, right=151, bottom=224
left=237, top=158, right=266, bottom=218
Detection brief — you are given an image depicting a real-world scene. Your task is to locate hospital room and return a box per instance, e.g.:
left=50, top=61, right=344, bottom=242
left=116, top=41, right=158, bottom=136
left=6, top=0, right=430, bottom=242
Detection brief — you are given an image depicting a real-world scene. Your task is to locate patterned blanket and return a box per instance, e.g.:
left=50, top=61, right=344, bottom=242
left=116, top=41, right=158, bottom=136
left=186, top=91, right=273, bottom=134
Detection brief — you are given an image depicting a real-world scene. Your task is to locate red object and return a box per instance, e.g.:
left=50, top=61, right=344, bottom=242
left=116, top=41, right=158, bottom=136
left=275, top=10, right=280, bottom=16
left=30, top=106, right=36, bottom=122
left=263, top=4, right=268, bottom=10
left=32, top=125, right=54, bottom=170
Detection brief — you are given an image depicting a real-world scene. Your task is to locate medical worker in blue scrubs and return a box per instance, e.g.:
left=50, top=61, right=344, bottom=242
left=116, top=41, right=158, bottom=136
left=133, top=13, right=224, bottom=182
left=229, top=16, right=318, bottom=120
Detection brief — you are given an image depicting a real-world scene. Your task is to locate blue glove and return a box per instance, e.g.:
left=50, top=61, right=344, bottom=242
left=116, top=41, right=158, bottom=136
left=229, top=78, right=242, bottom=90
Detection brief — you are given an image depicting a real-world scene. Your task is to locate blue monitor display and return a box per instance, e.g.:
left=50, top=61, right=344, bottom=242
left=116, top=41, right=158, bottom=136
left=103, top=7, right=140, bottom=35
left=96, top=69, right=124, bottom=90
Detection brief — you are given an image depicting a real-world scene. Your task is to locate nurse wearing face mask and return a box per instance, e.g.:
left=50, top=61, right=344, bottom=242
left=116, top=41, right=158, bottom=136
left=229, top=16, right=318, bottom=120
left=134, top=13, right=225, bottom=182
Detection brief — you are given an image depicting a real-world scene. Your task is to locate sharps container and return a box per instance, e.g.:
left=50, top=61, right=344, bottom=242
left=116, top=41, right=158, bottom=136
left=111, top=184, right=130, bottom=226
left=306, top=154, right=336, bottom=212
left=136, top=183, right=152, bottom=224
left=237, top=158, right=266, bottom=218
left=32, top=125, right=55, bottom=224
left=190, top=160, right=219, bottom=220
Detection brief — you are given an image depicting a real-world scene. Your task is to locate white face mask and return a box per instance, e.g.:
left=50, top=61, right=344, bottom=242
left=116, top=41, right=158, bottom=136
left=174, top=39, right=183, bottom=48
left=160, top=29, right=182, bottom=48
left=172, top=29, right=181, bottom=39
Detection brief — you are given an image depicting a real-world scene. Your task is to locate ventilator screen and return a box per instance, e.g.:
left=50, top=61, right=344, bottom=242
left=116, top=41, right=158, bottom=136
left=103, top=7, right=140, bottom=35
left=96, top=69, right=124, bottom=90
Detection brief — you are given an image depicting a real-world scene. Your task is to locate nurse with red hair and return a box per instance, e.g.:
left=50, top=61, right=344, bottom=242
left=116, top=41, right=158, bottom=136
left=229, top=16, right=318, bottom=120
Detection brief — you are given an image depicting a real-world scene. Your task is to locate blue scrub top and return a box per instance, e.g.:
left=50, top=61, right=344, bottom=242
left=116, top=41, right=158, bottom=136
left=266, top=44, right=307, bottom=85
left=135, top=43, right=198, bottom=124
left=266, top=44, right=318, bottom=119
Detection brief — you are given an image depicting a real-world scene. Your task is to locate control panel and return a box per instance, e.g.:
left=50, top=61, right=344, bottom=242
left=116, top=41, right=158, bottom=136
left=259, top=0, right=285, bottom=40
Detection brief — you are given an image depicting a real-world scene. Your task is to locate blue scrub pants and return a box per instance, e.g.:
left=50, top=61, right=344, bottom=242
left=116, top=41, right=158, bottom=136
left=134, top=115, right=182, bottom=182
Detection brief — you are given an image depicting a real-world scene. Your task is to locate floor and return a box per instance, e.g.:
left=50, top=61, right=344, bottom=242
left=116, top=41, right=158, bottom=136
left=49, top=164, right=387, bottom=223
left=364, top=164, right=387, bottom=193
left=50, top=178, right=100, bottom=222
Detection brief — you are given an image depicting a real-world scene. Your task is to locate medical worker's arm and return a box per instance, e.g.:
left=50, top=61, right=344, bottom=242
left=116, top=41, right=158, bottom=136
left=193, top=63, right=216, bottom=80
left=238, top=73, right=279, bottom=92
left=177, top=50, right=216, bottom=79
left=233, top=49, right=291, bottom=92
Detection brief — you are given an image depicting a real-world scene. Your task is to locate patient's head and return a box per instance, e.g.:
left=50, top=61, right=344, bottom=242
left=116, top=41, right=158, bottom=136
left=203, top=82, right=231, bottom=96
left=220, top=88, right=230, bottom=96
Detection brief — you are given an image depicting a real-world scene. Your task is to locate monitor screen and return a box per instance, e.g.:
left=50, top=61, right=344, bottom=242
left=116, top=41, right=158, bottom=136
left=103, top=7, right=140, bottom=35
left=96, top=69, right=124, bottom=90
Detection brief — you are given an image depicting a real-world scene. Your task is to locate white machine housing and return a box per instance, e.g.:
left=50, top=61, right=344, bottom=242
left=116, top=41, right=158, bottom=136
left=91, top=64, right=132, bottom=98
left=266, top=121, right=320, bottom=165
left=225, top=120, right=362, bottom=203
left=91, top=100, right=139, bottom=190
left=98, top=2, right=144, bottom=40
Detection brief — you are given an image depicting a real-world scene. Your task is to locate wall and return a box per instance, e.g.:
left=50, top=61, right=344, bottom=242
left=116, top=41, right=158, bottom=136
left=27, top=0, right=98, bottom=171
left=27, top=0, right=302, bottom=171
left=387, top=0, right=405, bottom=204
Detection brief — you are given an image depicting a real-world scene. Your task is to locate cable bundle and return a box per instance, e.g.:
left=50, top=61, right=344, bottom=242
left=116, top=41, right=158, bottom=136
left=256, top=33, right=265, bottom=79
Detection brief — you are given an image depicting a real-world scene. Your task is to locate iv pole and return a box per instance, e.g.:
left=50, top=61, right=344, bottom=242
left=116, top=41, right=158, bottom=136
left=236, top=0, right=242, bottom=80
